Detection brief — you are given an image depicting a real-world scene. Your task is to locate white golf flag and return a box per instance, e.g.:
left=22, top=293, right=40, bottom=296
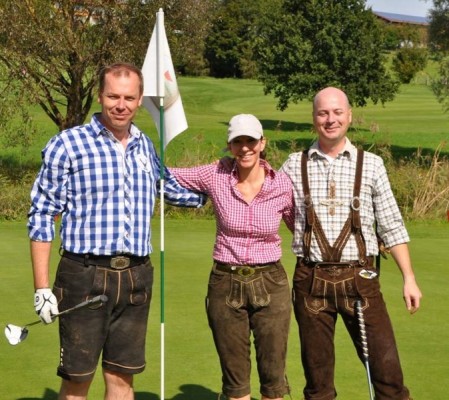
left=141, top=8, right=188, bottom=148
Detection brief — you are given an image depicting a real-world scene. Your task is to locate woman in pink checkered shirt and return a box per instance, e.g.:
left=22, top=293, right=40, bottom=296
left=171, top=114, right=295, bottom=400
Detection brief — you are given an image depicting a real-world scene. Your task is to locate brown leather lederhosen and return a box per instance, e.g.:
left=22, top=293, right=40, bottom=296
left=295, top=149, right=411, bottom=400
left=301, top=148, right=368, bottom=265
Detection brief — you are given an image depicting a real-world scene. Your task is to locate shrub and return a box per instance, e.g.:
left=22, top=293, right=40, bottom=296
left=392, top=47, right=428, bottom=84
left=2, top=139, right=448, bottom=222
left=384, top=143, right=449, bottom=220
left=0, top=173, right=33, bottom=221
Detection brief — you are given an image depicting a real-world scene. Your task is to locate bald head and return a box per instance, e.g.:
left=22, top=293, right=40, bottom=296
left=312, top=87, right=352, bottom=155
left=313, top=87, right=350, bottom=112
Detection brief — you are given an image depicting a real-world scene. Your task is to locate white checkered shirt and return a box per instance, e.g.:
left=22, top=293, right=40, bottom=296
left=280, top=139, right=409, bottom=262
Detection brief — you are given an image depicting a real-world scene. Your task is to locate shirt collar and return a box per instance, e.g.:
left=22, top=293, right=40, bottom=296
left=308, top=138, right=357, bottom=160
left=91, top=113, right=142, bottom=140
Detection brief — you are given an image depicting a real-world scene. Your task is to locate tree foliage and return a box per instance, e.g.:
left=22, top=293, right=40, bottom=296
left=431, top=56, right=449, bottom=112
left=428, top=0, right=449, bottom=112
left=428, top=0, right=449, bottom=53
left=381, top=23, right=426, bottom=50
left=254, top=0, right=399, bottom=110
left=0, top=66, right=36, bottom=150
left=204, top=0, right=258, bottom=78
left=393, top=47, right=428, bottom=84
left=204, top=0, right=281, bottom=78
left=0, top=0, right=156, bottom=130
left=162, top=0, right=217, bottom=76
left=0, top=0, right=214, bottom=130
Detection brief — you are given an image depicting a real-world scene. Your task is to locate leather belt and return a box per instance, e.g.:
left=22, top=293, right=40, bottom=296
left=214, top=261, right=280, bottom=277
left=297, top=256, right=374, bottom=268
left=63, top=251, right=149, bottom=270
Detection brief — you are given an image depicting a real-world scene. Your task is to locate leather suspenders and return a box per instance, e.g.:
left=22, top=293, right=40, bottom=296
left=301, top=149, right=368, bottom=264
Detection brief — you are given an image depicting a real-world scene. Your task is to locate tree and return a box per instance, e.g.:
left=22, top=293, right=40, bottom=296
left=0, top=0, right=215, bottom=131
left=254, top=0, right=399, bottom=110
left=381, top=23, right=425, bottom=50
left=205, top=0, right=257, bottom=78
left=165, top=0, right=217, bottom=76
left=428, top=0, right=449, bottom=112
left=393, top=47, right=428, bottom=84
left=205, top=0, right=281, bottom=78
left=428, top=0, right=449, bottom=53
left=0, top=1, right=157, bottom=130
left=431, top=56, right=449, bottom=112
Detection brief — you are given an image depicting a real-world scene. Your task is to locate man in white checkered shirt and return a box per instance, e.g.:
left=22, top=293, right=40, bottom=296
left=281, top=87, right=422, bottom=400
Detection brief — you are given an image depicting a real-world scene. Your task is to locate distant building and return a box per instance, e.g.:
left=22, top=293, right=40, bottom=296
left=372, top=11, right=429, bottom=26
left=372, top=11, right=429, bottom=47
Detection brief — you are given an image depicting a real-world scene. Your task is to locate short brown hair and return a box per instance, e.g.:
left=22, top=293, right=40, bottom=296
left=99, top=63, right=144, bottom=95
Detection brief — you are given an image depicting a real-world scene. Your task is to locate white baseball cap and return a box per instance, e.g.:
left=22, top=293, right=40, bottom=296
left=227, top=114, right=263, bottom=143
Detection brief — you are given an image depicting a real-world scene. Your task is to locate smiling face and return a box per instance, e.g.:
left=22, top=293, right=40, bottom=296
left=228, top=135, right=266, bottom=170
left=98, top=69, right=143, bottom=139
left=313, top=87, right=352, bottom=153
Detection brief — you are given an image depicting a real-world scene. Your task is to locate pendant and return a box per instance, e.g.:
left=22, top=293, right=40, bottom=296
left=319, top=179, right=343, bottom=215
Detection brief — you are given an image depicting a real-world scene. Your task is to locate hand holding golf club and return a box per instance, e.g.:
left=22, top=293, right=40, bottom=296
left=34, top=288, right=59, bottom=324
left=5, top=294, right=108, bottom=345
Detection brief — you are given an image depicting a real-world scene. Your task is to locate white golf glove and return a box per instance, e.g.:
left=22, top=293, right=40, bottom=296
left=34, top=288, right=59, bottom=324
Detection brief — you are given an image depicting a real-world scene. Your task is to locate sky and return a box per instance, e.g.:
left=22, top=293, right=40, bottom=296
left=366, top=0, right=432, bottom=17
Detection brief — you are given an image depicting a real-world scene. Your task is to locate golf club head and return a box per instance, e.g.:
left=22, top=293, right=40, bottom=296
left=4, top=324, right=29, bottom=345
left=4, top=295, right=108, bottom=347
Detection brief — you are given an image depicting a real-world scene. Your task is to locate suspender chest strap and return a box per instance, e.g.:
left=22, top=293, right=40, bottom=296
left=301, top=149, right=368, bottom=264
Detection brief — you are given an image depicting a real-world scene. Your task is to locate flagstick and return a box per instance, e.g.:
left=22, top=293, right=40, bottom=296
left=141, top=8, right=187, bottom=397
left=159, top=97, right=166, bottom=400
left=156, top=9, right=166, bottom=400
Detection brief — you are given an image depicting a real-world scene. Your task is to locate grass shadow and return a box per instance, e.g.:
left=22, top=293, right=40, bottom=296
left=219, top=119, right=313, bottom=133
left=169, top=384, right=258, bottom=400
left=271, top=137, right=449, bottom=162
left=270, top=138, right=313, bottom=152
left=17, top=388, right=58, bottom=400
left=135, top=392, right=160, bottom=400
left=15, top=385, right=258, bottom=400
left=388, top=144, right=449, bottom=160
left=15, top=388, right=161, bottom=400
left=0, top=153, right=41, bottom=181
left=260, top=119, right=312, bottom=132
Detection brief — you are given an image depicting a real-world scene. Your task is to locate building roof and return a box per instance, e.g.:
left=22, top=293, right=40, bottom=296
left=372, top=11, right=429, bottom=26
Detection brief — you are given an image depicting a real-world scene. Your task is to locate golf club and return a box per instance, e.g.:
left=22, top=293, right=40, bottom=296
left=355, top=299, right=375, bottom=400
left=4, top=294, right=108, bottom=346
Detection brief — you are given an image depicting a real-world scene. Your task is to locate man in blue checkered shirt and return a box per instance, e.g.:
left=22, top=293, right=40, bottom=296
left=27, top=63, right=206, bottom=400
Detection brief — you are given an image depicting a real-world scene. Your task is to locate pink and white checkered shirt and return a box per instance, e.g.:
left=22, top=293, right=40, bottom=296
left=172, top=159, right=295, bottom=265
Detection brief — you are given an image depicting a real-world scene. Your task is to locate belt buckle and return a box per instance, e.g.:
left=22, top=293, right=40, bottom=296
left=110, top=256, right=130, bottom=270
left=238, top=266, right=255, bottom=277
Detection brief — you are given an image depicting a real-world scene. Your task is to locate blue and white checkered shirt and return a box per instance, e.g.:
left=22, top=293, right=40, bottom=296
left=280, top=139, right=409, bottom=261
left=28, top=113, right=205, bottom=256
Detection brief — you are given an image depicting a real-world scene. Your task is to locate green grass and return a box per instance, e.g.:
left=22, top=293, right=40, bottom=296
left=137, top=78, right=449, bottom=165
left=1, top=76, right=448, bottom=397
left=0, top=219, right=448, bottom=399
left=4, top=77, right=448, bottom=175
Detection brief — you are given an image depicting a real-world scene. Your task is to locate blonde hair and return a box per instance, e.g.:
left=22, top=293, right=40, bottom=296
left=99, top=63, right=144, bottom=95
